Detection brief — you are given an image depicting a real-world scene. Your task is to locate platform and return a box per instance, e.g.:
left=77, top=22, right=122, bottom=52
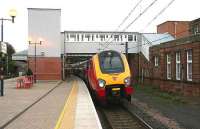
left=0, top=76, right=102, bottom=129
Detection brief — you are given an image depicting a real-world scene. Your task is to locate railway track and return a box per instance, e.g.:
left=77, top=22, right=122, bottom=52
left=97, top=105, right=153, bottom=129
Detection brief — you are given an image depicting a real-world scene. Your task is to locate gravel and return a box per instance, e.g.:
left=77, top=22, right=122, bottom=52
left=129, top=87, right=200, bottom=129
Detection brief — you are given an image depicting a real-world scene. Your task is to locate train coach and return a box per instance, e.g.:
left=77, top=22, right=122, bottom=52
left=86, top=50, right=134, bottom=104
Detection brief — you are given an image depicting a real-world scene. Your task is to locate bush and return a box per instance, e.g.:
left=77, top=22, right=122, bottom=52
left=26, top=68, right=33, bottom=75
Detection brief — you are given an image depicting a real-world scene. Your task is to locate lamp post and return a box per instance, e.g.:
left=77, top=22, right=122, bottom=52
left=28, top=40, right=42, bottom=83
left=0, top=9, right=16, bottom=96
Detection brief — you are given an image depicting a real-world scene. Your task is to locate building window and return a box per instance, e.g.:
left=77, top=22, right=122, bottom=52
left=114, top=35, right=119, bottom=41
left=154, top=56, right=158, bottom=67
left=128, top=35, right=133, bottom=41
left=120, top=35, right=123, bottom=41
left=70, top=34, right=76, bottom=41
left=92, top=35, right=94, bottom=41
left=100, top=35, right=105, bottom=41
left=96, top=34, right=98, bottom=38
left=85, top=34, right=90, bottom=41
left=134, top=35, right=137, bottom=41
left=167, top=54, right=171, bottom=79
left=194, top=24, right=199, bottom=34
left=187, top=50, right=192, bottom=81
left=66, top=34, right=69, bottom=41
left=176, top=52, right=181, bottom=80
left=81, top=34, right=84, bottom=41
left=77, top=34, right=79, bottom=41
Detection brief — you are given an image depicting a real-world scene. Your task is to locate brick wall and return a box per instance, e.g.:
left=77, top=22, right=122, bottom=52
left=157, top=21, right=190, bottom=39
left=128, top=54, right=139, bottom=84
left=189, top=18, right=200, bottom=35
left=128, top=53, right=153, bottom=85
left=28, top=57, right=61, bottom=80
left=147, top=35, right=200, bottom=96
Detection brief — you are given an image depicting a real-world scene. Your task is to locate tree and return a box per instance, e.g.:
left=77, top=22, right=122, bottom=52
left=0, top=42, right=17, bottom=77
left=6, top=43, right=15, bottom=56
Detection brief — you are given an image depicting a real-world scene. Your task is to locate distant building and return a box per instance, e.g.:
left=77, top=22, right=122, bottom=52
left=157, top=21, right=190, bottom=39
left=12, top=50, right=28, bottom=75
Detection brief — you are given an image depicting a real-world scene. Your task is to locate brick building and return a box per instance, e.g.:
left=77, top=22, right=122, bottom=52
left=142, top=35, right=200, bottom=96
left=157, top=21, right=190, bottom=39
left=189, top=18, right=200, bottom=35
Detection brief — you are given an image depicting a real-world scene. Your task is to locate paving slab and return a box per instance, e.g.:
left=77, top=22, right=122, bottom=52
left=5, top=80, right=73, bottom=129
left=74, top=78, right=102, bottom=129
left=0, top=78, right=72, bottom=129
left=1, top=77, right=102, bottom=129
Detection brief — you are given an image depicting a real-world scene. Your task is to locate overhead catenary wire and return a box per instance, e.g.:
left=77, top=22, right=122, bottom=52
left=101, top=0, right=159, bottom=51
left=99, top=0, right=144, bottom=49
left=140, top=0, right=176, bottom=32
left=116, top=0, right=144, bottom=31
left=122, top=0, right=158, bottom=31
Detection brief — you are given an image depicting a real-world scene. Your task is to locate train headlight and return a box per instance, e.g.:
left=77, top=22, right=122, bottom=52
left=124, top=77, right=131, bottom=86
left=98, top=79, right=106, bottom=88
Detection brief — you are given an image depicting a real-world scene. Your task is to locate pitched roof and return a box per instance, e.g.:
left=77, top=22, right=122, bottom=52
left=142, top=33, right=175, bottom=45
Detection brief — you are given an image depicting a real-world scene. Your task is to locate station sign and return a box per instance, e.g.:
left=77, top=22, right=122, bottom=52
left=0, top=42, right=7, bottom=54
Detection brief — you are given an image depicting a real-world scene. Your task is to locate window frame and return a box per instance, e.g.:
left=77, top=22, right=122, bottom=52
left=128, top=35, right=133, bottom=41
left=166, top=54, right=171, bottom=80
left=154, top=56, right=159, bottom=67
left=176, top=52, right=181, bottom=80
left=187, top=49, right=192, bottom=81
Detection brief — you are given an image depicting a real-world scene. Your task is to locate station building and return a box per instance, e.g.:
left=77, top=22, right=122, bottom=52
left=149, top=35, right=200, bottom=96
left=139, top=18, right=200, bottom=96
left=157, top=21, right=190, bottom=39
left=25, top=8, right=174, bottom=81
left=12, top=8, right=199, bottom=96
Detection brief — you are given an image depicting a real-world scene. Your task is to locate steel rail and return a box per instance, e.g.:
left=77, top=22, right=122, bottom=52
left=98, top=105, right=152, bottom=129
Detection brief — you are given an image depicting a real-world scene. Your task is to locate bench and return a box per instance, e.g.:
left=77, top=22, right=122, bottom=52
left=16, top=75, right=34, bottom=89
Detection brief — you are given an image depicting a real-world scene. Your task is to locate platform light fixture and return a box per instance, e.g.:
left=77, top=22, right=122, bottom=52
left=28, top=38, right=43, bottom=83
left=9, top=9, right=17, bottom=23
left=0, top=9, right=17, bottom=96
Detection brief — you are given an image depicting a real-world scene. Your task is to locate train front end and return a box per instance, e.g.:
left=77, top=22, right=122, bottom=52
left=94, top=50, right=134, bottom=103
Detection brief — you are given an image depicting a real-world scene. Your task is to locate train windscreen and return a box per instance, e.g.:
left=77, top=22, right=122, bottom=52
left=99, top=51, right=124, bottom=73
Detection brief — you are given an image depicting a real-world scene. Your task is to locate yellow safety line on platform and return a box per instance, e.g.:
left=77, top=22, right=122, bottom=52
left=54, top=80, right=79, bottom=129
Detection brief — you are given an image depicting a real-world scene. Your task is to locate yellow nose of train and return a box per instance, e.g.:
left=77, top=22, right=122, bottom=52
left=87, top=50, right=133, bottom=104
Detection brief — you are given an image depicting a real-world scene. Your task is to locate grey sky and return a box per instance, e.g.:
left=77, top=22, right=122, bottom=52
left=0, top=0, right=199, bottom=52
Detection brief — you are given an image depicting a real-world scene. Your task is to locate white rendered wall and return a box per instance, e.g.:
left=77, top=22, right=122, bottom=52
left=28, top=8, right=61, bottom=57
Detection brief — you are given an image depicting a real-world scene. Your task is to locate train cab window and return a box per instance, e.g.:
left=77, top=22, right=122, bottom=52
left=99, top=51, right=124, bottom=73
